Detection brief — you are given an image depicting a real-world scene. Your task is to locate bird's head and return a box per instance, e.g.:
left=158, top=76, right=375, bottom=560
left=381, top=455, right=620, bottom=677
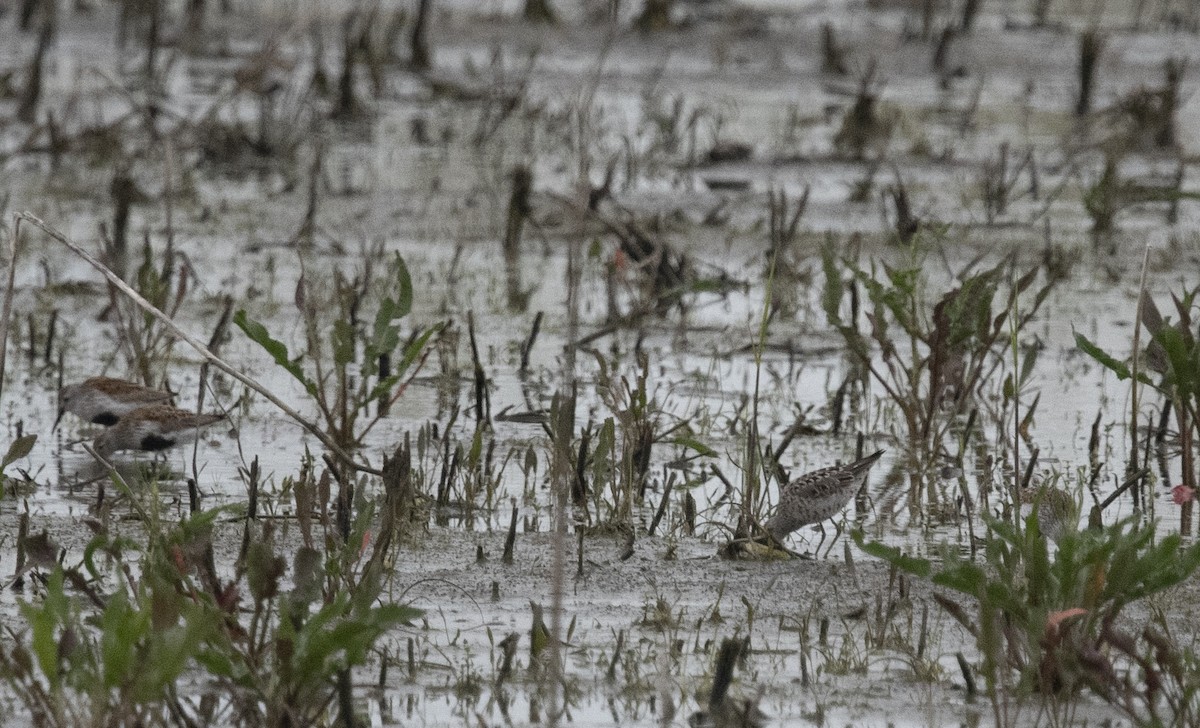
left=53, top=383, right=83, bottom=431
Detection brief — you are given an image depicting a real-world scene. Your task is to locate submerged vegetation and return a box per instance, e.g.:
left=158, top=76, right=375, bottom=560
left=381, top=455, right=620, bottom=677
left=1, top=0, right=1199, bottom=726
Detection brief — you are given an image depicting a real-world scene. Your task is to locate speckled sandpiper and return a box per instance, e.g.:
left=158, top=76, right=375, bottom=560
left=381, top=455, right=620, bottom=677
left=766, top=450, right=885, bottom=541
left=1019, top=486, right=1078, bottom=541
left=55, top=376, right=173, bottom=428
left=92, top=405, right=225, bottom=458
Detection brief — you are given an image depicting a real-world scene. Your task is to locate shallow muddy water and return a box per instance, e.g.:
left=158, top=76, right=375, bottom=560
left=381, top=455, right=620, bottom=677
left=2, top=0, right=1200, bottom=725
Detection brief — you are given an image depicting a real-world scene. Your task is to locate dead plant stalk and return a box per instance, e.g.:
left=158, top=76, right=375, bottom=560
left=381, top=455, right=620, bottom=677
left=0, top=223, right=18, bottom=407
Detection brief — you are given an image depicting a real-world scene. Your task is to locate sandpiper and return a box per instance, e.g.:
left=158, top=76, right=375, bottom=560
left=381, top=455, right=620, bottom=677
left=55, top=376, right=173, bottom=428
left=92, top=404, right=225, bottom=458
left=1019, top=486, right=1078, bottom=541
left=766, top=450, right=885, bottom=541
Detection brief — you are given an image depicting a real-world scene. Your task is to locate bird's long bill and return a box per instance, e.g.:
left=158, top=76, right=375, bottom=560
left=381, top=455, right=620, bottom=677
left=52, top=407, right=65, bottom=431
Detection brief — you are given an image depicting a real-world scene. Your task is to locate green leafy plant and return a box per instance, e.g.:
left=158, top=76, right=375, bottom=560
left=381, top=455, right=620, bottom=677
left=832, top=62, right=892, bottom=161
left=1, top=433, right=36, bottom=498
left=2, top=475, right=420, bottom=727
left=857, top=512, right=1200, bottom=724
left=1076, top=285, right=1200, bottom=531
left=235, top=250, right=441, bottom=453
left=2, top=501, right=232, bottom=725
left=1088, top=614, right=1200, bottom=726
left=588, top=352, right=706, bottom=530
left=823, top=244, right=1053, bottom=469
left=114, top=236, right=194, bottom=386
left=3, top=566, right=216, bottom=726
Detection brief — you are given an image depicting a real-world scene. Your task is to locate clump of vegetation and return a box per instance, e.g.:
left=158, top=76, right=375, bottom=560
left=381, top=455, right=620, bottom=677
left=833, top=62, right=893, bottom=160
left=979, top=143, right=1037, bottom=224
left=1114, top=57, right=1188, bottom=150
left=764, top=187, right=811, bottom=319
left=2, top=472, right=420, bottom=726
left=107, top=221, right=193, bottom=388
left=235, top=249, right=441, bottom=455
left=587, top=352, right=710, bottom=531
left=0, top=434, right=37, bottom=498
left=858, top=511, right=1200, bottom=725
left=822, top=242, right=1053, bottom=473
left=1077, top=284, right=1200, bottom=534
left=1083, top=152, right=1123, bottom=242
left=1088, top=616, right=1200, bottom=725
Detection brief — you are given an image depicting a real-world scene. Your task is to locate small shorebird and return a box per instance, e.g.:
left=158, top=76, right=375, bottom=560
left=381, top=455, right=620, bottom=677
left=766, top=450, right=885, bottom=541
left=55, top=376, right=173, bottom=428
left=1019, top=486, right=1078, bottom=541
left=92, top=405, right=225, bottom=458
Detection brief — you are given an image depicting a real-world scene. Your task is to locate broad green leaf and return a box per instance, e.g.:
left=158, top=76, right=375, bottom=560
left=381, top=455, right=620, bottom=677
left=1023, top=514, right=1054, bottom=598
left=980, top=579, right=1029, bottom=615
left=931, top=561, right=989, bottom=596
left=381, top=604, right=424, bottom=626
left=194, top=648, right=240, bottom=681
left=671, top=436, right=717, bottom=458
left=137, top=622, right=203, bottom=701
left=686, top=278, right=735, bottom=295
left=1073, top=329, right=1152, bottom=386
left=178, top=503, right=243, bottom=534
left=467, top=425, right=484, bottom=468
left=366, top=324, right=442, bottom=403
left=391, top=252, right=414, bottom=319
left=370, top=297, right=403, bottom=358
left=852, top=532, right=932, bottom=577
left=21, top=569, right=68, bottom=686
left=101, top=590, right=149, bottom=689
left=234, top=310, right=317, bottom=396
left=1156, top=326, right=1200, bottom=398
left=820, top=245, right=844, bottom=325
left=1018, top=345, right=1039, bottom=387
left=3, top=434, right=36, bottom=469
